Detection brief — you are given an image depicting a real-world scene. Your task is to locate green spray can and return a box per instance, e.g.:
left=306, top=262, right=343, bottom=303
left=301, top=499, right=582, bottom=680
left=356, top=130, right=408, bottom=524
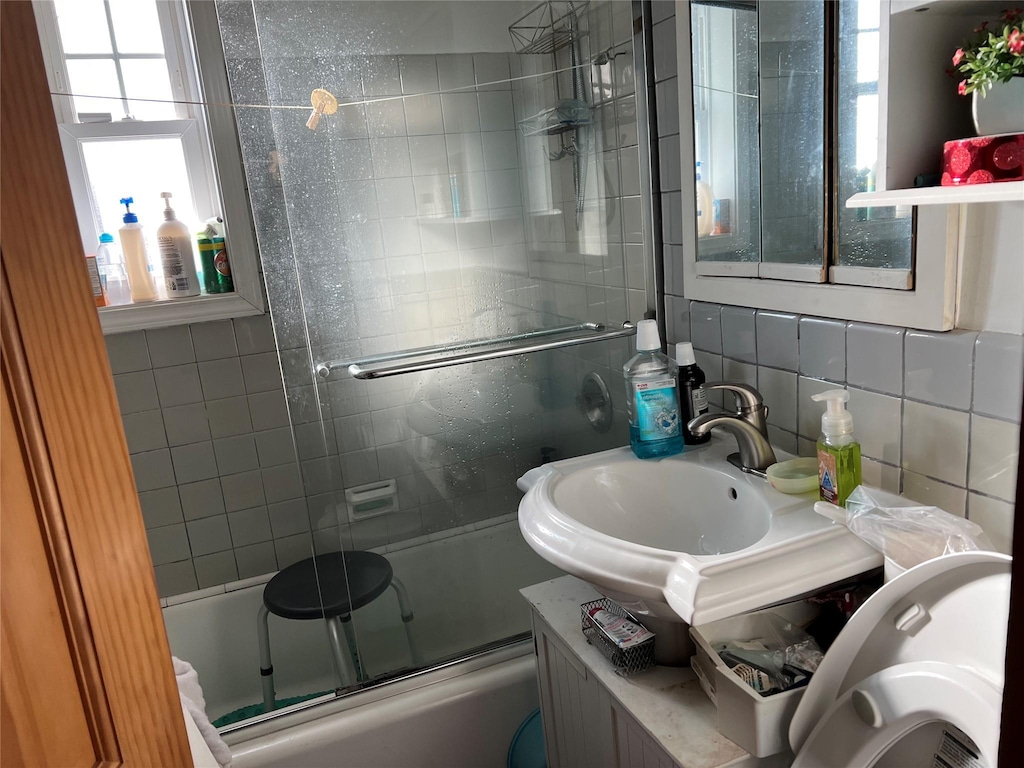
left=197, top=236, right=234, bottom=294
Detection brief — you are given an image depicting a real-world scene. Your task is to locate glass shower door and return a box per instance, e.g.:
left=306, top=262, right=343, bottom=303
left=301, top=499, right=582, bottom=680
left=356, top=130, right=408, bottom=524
left=219, top=0, right=648, bottom=713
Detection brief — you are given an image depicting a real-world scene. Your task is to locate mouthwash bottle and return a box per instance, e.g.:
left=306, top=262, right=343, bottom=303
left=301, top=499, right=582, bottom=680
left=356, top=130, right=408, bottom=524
left=811, top=389, right=862, bottom=506
left=624, top=320, right=683, bottom=459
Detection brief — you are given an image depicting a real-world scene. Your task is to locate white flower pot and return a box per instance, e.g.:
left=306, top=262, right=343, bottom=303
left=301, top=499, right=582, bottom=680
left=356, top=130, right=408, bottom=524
left=973, top=77, right=1024, bottom=136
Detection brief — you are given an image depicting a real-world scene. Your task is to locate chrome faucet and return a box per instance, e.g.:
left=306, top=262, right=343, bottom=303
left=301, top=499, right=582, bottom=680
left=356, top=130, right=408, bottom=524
left=687, top=382, right=778, bottom=472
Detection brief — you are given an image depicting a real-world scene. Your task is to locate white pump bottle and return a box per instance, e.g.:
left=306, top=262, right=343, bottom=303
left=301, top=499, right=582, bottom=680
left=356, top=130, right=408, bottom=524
left=157, top=192, right=201, bottom=298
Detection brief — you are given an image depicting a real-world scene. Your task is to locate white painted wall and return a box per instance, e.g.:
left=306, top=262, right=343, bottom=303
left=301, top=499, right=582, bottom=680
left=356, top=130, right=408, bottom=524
left=956, top=201, right=1024, bottom=335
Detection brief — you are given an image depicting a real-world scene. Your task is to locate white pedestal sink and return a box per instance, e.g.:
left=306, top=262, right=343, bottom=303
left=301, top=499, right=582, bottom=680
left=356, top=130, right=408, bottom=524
left=517, top=438, right=881, bottom=625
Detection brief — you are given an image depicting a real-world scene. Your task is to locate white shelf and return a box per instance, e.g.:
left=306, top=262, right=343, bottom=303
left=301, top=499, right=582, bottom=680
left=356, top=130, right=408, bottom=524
left=98, top=292, right=262, bottom=335
left=846, top=181, right=1024, bottom=208
left=891, top=0, right=1007, bottom=16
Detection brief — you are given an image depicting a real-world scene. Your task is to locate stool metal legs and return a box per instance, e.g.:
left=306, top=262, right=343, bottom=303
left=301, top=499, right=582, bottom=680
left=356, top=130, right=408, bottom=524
left=257, top=604, right=275, bottom=714
left=256, top=576, right=421, bottom=714
left=390, top=577, right=422, bottom=667
left=325, top=615, right=359, bottom=687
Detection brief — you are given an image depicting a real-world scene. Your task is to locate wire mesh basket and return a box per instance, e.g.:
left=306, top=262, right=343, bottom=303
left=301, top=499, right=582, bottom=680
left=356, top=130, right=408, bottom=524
left=581, top=598, right=656, bottom=676
left=509, top=0, right=590, bottom=55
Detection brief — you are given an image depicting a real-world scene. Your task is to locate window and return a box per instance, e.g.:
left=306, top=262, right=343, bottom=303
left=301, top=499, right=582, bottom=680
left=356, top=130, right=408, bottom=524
left=34, top=0, right=263, bottom=332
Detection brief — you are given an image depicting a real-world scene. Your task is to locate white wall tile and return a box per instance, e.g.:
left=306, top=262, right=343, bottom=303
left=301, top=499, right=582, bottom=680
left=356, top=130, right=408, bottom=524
left=366, top=99, right=407, bottom=137
left=198, top=358, right=245, bottom=400
left=171, top=441, right=219, bottom=485
left=847, top=388, right=901, bottom=466
left=409, top=135, right=449, bottom=176
left=247, top=391, right=289, bottom=432
left=255, top=427, right=296, bottom=468
left=154, top=561, right=197, bottom=598
left=233, top=315, right=276, bottom=356
left=404, top=94, right=444, bottom=136
left=162, top=403, right=211, bottom=447
left=968, top=493, right=1014, bottom=554
left=153, top=364, right=205, bottom=408
left=437, top=54, right=475, bottom=91
left=369, top=137, right=412, bottom=178
left=228, top=506, right=272, bottom=547
left=375, top=177, right=418, bottom=218
left=213, top=434, right=259, bottom=476
left=221, top=469, right=266, bottom=512
left=194, top=551, right=238, bottom=589
left=191, top=320, right=237, bottom=361
left=131, top=448, right=176, bottom=492
left=399, top=55, right=438, bottom=94
left=758, top=367, right=797, bottom=433
left=114, top=370, right=160, bottom=414
left=123, top=409, right=168, bottom=453
left=474, top=53, right=510, bottom=90
left=240, top=352, right=283, bottom=393
left=902, top=471, right=967, bottom=517
left=146, top=326, right=195, bottom=368
left=477, top=92, right=513, bottom=132
left=106, top=331, right=151, bottom=373
left=147, top=523, right=192, bottom=565
left=186, top=515, right=232, bottom=556
left=179, top=478, right=226, bottom=521
left=139, top=487, right=183, bottom=529
left=441, top=93, right=480, bottom=133
left=902, top=400, right=969, bottom=486
left=968, top=414, right=1019, bottom=502
left=382, top=218, right=422, bottom=257
left=261, top=463, right=305, bottom=504
left=207, top=395, right=253, bottom=438
left=861, top=458, right=901, bottom=493
left=234, top=541, right=277, bottom=579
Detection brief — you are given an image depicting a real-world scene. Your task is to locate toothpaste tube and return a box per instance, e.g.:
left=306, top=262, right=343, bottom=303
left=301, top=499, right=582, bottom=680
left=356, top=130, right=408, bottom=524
left=587, top=607, right=655, bottom=649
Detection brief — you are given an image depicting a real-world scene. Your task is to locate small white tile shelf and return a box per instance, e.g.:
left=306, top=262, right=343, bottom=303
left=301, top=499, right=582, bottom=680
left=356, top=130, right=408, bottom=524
left=98, top=292, right=261, bottom=335
left=846, top=181, right=1024, bottom=208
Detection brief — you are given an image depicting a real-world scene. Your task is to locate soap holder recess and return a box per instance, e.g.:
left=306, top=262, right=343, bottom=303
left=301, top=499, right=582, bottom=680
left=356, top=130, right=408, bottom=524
left=581, top=598, right=656, bottom=676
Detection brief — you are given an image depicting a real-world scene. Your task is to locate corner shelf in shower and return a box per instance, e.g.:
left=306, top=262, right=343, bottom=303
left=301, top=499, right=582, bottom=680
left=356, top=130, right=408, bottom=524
left=518, top=104, right=592, bottom=137
left=97, top=291, right=263, bottom=335
left=509, top=0, right=591, bottom=55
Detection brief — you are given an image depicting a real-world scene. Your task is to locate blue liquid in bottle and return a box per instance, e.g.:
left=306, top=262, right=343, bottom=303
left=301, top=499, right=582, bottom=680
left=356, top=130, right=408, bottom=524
left=624, top=320, right=684, bottom=459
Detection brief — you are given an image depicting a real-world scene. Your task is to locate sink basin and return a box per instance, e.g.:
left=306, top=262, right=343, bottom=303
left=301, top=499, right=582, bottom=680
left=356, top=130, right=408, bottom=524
left=518, top=439, right=881, bottom=625
left=552, top=460, right=771, bottom=555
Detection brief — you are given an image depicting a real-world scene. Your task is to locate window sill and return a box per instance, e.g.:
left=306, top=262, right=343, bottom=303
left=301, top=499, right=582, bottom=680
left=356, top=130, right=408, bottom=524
left=98, top=292, right=262, bottom=335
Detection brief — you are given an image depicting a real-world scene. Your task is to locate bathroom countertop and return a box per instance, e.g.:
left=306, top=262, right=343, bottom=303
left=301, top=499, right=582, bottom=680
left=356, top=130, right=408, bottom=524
left=521, top=576, right=754, bottom=768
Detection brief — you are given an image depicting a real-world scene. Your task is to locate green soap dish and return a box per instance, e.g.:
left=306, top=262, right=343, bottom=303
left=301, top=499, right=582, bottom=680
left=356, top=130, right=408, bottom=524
left=766, top=457, right=819, bottom=495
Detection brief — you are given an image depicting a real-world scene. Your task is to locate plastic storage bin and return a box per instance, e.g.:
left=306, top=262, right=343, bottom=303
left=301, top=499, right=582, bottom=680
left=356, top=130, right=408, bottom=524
left=689, top=603, right=818, bottom=758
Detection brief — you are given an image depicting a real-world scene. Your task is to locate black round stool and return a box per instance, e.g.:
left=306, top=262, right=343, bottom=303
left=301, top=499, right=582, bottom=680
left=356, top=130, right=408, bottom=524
left=256, top=551, right=419, bottom=712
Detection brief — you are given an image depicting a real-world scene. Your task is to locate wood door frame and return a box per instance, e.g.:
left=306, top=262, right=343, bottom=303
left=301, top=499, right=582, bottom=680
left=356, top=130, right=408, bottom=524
left=1, top=2, right=191, bottom=764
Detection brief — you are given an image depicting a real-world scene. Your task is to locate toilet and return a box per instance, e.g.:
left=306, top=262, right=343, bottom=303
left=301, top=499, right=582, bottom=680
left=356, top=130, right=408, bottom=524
left=786, top=551, right=1009, bottom=767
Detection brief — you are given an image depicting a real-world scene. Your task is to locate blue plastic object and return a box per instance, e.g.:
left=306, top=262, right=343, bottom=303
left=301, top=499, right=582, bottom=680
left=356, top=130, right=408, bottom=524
left=508, top=708, right=546, bottom=768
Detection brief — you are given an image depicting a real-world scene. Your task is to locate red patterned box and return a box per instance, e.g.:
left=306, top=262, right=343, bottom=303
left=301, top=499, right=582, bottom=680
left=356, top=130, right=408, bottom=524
left=942, top=133, right=1024, bottom=185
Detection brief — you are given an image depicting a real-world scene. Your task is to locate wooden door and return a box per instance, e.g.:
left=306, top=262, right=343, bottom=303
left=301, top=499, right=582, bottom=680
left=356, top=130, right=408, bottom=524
left=0, top=2, right=192, bottom=765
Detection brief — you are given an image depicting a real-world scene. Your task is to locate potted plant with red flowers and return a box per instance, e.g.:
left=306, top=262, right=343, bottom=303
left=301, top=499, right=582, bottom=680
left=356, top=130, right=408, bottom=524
left=951, top=7, right=1024, bottom=135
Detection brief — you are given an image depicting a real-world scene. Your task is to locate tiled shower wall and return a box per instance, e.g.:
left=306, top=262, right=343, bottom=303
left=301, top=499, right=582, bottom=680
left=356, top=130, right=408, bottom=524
left=652, top=1, right=1020, bottom=552
left=106, top=317, right=301, bottom=597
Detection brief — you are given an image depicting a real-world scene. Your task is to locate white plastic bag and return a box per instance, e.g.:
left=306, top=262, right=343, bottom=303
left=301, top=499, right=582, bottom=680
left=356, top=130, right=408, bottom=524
left=821, top=486, right=994, bottom=570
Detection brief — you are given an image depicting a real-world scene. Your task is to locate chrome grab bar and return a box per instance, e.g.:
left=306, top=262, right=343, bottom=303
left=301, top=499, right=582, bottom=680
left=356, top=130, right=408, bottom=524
left=315, top=321, right=636, bottom=380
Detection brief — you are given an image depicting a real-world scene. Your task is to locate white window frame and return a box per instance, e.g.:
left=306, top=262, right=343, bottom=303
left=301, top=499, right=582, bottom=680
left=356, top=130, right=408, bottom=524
left=675, top=0, right=956, bottom=331
left=33, top=0, right=264, bottom=334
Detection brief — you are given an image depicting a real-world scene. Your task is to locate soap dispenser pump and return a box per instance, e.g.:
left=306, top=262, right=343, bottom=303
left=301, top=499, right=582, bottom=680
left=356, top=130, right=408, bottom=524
left=810, top=389, right=861, bottom=506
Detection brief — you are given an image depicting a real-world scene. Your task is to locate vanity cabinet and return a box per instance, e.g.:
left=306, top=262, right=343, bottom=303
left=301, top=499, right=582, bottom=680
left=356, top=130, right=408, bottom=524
left=523, top=577, right=759, bottom=768
left=532, top=612, right=680, bottom=768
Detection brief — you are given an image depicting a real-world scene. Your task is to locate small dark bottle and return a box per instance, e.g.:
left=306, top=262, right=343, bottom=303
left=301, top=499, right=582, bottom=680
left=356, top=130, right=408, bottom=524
left=675, top=342, right=710, bottom=445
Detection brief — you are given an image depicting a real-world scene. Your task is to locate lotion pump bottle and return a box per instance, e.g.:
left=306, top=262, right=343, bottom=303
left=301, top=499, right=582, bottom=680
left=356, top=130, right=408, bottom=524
left=623, top=320, right=683, bottom=459
left=118, top=197, right=158, bottom=303
left=811, top=389, right=861, bottom=506
left=157, top=192, right=201, bottom=298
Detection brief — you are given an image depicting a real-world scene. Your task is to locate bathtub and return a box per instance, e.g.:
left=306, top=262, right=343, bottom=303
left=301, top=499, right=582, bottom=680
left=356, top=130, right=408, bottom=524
left=163, top=518, right=561, bottom=764
left=225, top=642, right=539, bottom=768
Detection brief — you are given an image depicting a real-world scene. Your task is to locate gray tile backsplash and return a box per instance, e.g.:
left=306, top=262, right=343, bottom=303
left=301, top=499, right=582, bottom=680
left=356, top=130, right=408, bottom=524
left=973, top=332, right=1024, bottom=421
left=798, top=318, right=846, bottom=381
left=904, top=330, right=977, bottom=410
left=755, top=312, right=799, bottom=371
left=846, top=322, right=904, bottom=395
